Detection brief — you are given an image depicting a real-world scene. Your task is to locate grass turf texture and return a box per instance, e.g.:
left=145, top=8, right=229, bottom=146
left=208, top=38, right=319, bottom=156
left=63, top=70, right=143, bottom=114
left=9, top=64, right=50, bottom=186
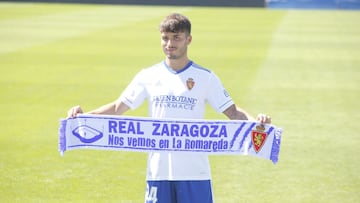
left=0, top=2, right=359, bottom=202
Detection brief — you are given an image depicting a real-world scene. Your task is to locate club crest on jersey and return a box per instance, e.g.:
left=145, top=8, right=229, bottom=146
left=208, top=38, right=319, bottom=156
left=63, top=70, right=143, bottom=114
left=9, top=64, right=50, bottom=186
left=251, top=125, right=267, bottom=153
left=186, top=78, right=195, bottom=90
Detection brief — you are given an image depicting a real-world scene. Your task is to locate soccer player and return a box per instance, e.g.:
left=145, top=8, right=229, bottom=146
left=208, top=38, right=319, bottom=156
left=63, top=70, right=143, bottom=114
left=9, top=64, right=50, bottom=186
left=68, top=13, right=271, bottom=203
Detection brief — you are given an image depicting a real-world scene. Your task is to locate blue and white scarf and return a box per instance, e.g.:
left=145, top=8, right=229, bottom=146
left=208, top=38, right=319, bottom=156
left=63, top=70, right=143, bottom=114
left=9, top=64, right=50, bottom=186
left=59, top=114, right=282, bottom=164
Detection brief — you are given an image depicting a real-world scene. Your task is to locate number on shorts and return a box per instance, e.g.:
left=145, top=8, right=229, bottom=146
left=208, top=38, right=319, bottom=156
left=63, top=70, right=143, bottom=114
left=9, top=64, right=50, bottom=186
left=146, top=185, right=158, bottom=203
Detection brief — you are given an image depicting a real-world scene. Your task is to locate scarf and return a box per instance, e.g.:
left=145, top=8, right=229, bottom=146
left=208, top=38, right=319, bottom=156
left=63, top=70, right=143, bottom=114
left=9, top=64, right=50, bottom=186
left=59, top=114, right=282, bottom=164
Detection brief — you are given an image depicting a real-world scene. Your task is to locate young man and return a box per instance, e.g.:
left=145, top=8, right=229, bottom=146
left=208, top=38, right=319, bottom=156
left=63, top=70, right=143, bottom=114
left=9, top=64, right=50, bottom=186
left=68, top=13, right=271, bottom=203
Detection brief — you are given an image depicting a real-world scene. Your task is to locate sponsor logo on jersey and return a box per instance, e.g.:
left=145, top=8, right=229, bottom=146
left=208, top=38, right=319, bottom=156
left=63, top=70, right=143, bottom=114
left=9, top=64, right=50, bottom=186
left=152, top=95, right=198, bottom=111
left=251, top=125, right=267, bottom=153
left=186, top=78, right=195, bottom=90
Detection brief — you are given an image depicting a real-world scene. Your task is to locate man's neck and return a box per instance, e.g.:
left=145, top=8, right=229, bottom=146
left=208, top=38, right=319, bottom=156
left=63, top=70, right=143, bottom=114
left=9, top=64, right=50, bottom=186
left=165, top=58, right=190, bottom=71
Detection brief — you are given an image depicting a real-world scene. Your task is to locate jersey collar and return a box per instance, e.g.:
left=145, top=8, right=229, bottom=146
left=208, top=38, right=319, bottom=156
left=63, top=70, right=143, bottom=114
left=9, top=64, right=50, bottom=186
left=163, top=60, right=193, bottom=74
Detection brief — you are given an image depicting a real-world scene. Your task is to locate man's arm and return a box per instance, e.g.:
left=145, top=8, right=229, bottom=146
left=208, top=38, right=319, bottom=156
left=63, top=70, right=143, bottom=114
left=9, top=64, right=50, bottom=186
left=67, top=101, right=130, bottom=118
left=223, top=104, right=271, bottom=124
left=223, top=104, right=254, bottom=120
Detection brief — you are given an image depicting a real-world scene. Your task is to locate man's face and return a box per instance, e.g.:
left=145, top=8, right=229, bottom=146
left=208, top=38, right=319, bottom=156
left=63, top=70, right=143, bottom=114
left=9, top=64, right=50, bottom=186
left=161, top=31, right=192, bottom=60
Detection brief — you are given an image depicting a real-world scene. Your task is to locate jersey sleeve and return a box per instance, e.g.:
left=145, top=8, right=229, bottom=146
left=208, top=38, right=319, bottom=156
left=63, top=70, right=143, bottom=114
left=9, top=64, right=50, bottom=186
left=117, top=69, right=147, bottom=110
left=206, top=72, right=234, bottom=113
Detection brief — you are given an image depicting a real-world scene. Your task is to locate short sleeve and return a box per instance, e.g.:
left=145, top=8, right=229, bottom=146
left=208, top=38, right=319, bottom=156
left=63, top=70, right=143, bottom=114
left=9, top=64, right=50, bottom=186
left=206, top=72, right=234, bottom=113
left=117, top=70, right=148, bottom=110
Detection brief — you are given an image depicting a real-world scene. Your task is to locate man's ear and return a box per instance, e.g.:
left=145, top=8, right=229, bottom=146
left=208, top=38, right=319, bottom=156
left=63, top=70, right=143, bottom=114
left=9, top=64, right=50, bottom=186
left=187, top=35, right=192, bottom=45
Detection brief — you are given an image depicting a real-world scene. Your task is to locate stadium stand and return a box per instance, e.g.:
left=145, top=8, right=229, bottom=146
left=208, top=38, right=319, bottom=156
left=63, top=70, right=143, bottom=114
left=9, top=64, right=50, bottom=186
left=1, top=0, right=265, bottom=7
left=267, top=0, right=360, bottom=9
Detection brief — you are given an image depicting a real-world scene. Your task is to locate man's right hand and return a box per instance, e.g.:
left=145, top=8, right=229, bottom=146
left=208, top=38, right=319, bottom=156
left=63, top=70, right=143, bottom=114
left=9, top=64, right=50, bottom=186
left=67, top=105, right=83, bottom=118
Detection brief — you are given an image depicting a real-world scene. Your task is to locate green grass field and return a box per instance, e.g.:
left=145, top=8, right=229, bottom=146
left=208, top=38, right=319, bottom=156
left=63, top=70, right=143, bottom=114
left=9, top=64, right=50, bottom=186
left=0, top=2, right=359, bottom=202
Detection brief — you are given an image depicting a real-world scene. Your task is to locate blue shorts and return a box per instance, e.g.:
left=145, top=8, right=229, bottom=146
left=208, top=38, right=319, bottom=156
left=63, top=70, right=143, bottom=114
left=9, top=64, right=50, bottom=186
left=145, top=180, right=213, bottom=203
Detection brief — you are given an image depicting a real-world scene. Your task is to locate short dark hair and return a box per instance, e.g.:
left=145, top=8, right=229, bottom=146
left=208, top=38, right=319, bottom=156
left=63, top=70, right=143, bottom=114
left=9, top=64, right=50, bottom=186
left=159, top=13, right=191, bottom=34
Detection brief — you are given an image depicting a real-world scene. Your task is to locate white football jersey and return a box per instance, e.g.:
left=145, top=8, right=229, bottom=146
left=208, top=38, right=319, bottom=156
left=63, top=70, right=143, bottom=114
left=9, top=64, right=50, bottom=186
left=118, top=61, right=234, bottom=180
